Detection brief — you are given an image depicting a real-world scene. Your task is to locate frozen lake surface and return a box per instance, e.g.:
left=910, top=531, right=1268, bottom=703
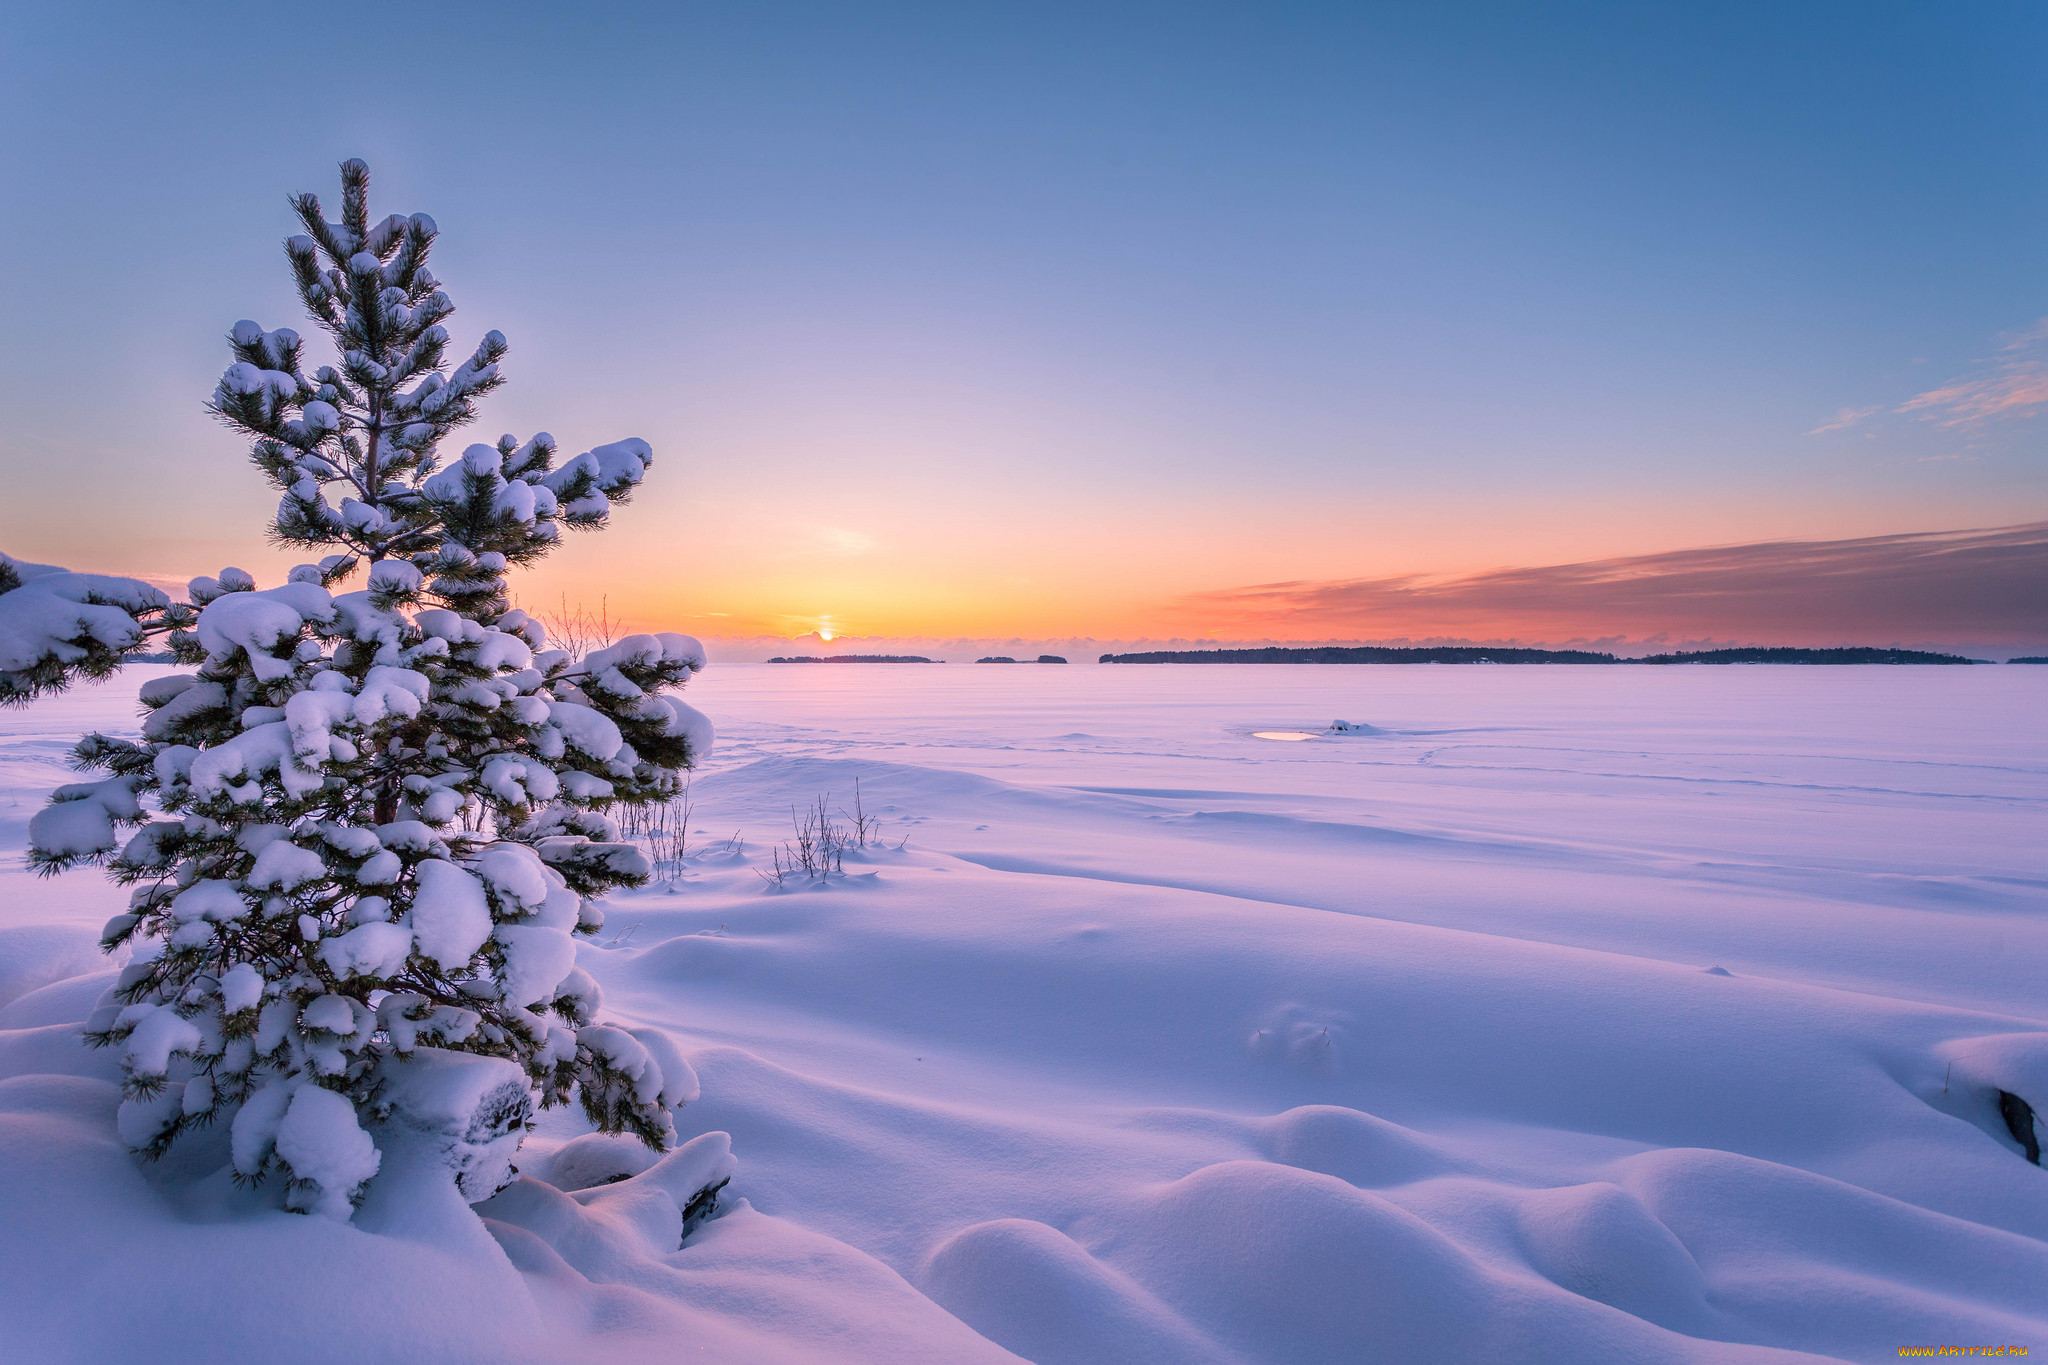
left=2, top=663, right=2044, bottom=1362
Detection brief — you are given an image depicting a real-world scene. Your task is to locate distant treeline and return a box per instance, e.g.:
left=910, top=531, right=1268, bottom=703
left=1098, top=645, right=1985, bottom=665
left=1099, top=646, right=1620, bottom=664
left=1634, top=647, right=1978, bottom=665
left=977, top=655, right=1069, bottom=664
left=766, top=655, right=938, bottom=664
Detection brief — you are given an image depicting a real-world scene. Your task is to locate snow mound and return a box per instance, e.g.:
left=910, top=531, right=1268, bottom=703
left=0, top=923, right=103, bottom=1010
left=536, top=1130, right=663, bottom=1191
left=923, top=1217, right=1235, bottom=1365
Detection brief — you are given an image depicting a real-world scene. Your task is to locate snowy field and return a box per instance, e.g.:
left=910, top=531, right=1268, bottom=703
left=2, top=661, right=2045, bottom=1364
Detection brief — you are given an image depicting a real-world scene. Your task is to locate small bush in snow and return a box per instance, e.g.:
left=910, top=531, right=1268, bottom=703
left=617, top=780, right=694, bottom=880
left=12, top=159, right=711, bottom=1219
left=755, top=784, right=885, bottom=887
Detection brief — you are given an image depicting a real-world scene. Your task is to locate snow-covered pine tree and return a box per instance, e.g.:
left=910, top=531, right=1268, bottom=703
left=19, top=159, right=715, bottom=1220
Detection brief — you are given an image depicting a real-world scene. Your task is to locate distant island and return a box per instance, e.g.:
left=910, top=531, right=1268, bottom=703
left=1099, top=646, right=1983, bottom=665
left=766, top=655, right=939, bottom=664
left=976, top=655, right=1069, bottom=663
left=1634, top=647, right=1978, bottom=665
left=2010, top=656, right=2048, bottom=664
left=1100, top=646, right=1620, bottom=664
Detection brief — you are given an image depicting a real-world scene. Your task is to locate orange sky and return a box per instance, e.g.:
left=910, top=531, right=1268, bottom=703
left=6, top=4, right=2048, bottom=651
left=494, top=482, right=2048, bottom=643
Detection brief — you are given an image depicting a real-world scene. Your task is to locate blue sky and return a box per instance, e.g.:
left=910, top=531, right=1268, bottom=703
left=2, top=2, right=2043, bottom=643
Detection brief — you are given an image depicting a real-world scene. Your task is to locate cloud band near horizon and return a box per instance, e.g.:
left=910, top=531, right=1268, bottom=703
left=1172, top=522, right=2048, bottom=648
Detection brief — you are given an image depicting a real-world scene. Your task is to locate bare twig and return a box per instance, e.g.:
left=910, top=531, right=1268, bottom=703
left=536, top=593, right=617, bottom=662
left=840, top=777, right=881, bottom=849
left=767, top=792, right=854, bottom=881
left=617, top=779, right=694, bottom=880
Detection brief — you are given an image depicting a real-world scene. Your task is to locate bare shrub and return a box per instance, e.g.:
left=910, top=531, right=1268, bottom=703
left=758, top=789, right=879, bottom=885
left=752, top=786, right=887, bottom=888
left=619, top=779, right=693, bottom=879
left=790, top=794, right=845, bottom=877
left=538, top=593, right=618, bottom=662
left=842, top=778, right=881, bottom=849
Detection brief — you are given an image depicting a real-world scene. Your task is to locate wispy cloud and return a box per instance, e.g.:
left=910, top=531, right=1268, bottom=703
left=1996, top=318, right=2048, bottom=351
left=1897, top=367, right=2048, bottom=425
left=1173, top=522, right=2048, bottom=647
left=1807, top=404, right=1883, bottom=435
left=1808, top=318, right=2048, bottom=434
left=1896, top=316, right=2048, bottom=426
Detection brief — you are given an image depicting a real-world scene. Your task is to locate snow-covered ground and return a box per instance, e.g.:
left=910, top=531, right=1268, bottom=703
left=2, top=662, right=2044, bottom=1363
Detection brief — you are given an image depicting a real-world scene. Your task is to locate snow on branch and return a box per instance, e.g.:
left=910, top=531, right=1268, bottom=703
left=0, top=554, right=174, bottom=705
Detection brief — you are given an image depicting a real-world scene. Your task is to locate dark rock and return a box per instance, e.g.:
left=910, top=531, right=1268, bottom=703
left=1998, top=1090, right=2041, bottom=1164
